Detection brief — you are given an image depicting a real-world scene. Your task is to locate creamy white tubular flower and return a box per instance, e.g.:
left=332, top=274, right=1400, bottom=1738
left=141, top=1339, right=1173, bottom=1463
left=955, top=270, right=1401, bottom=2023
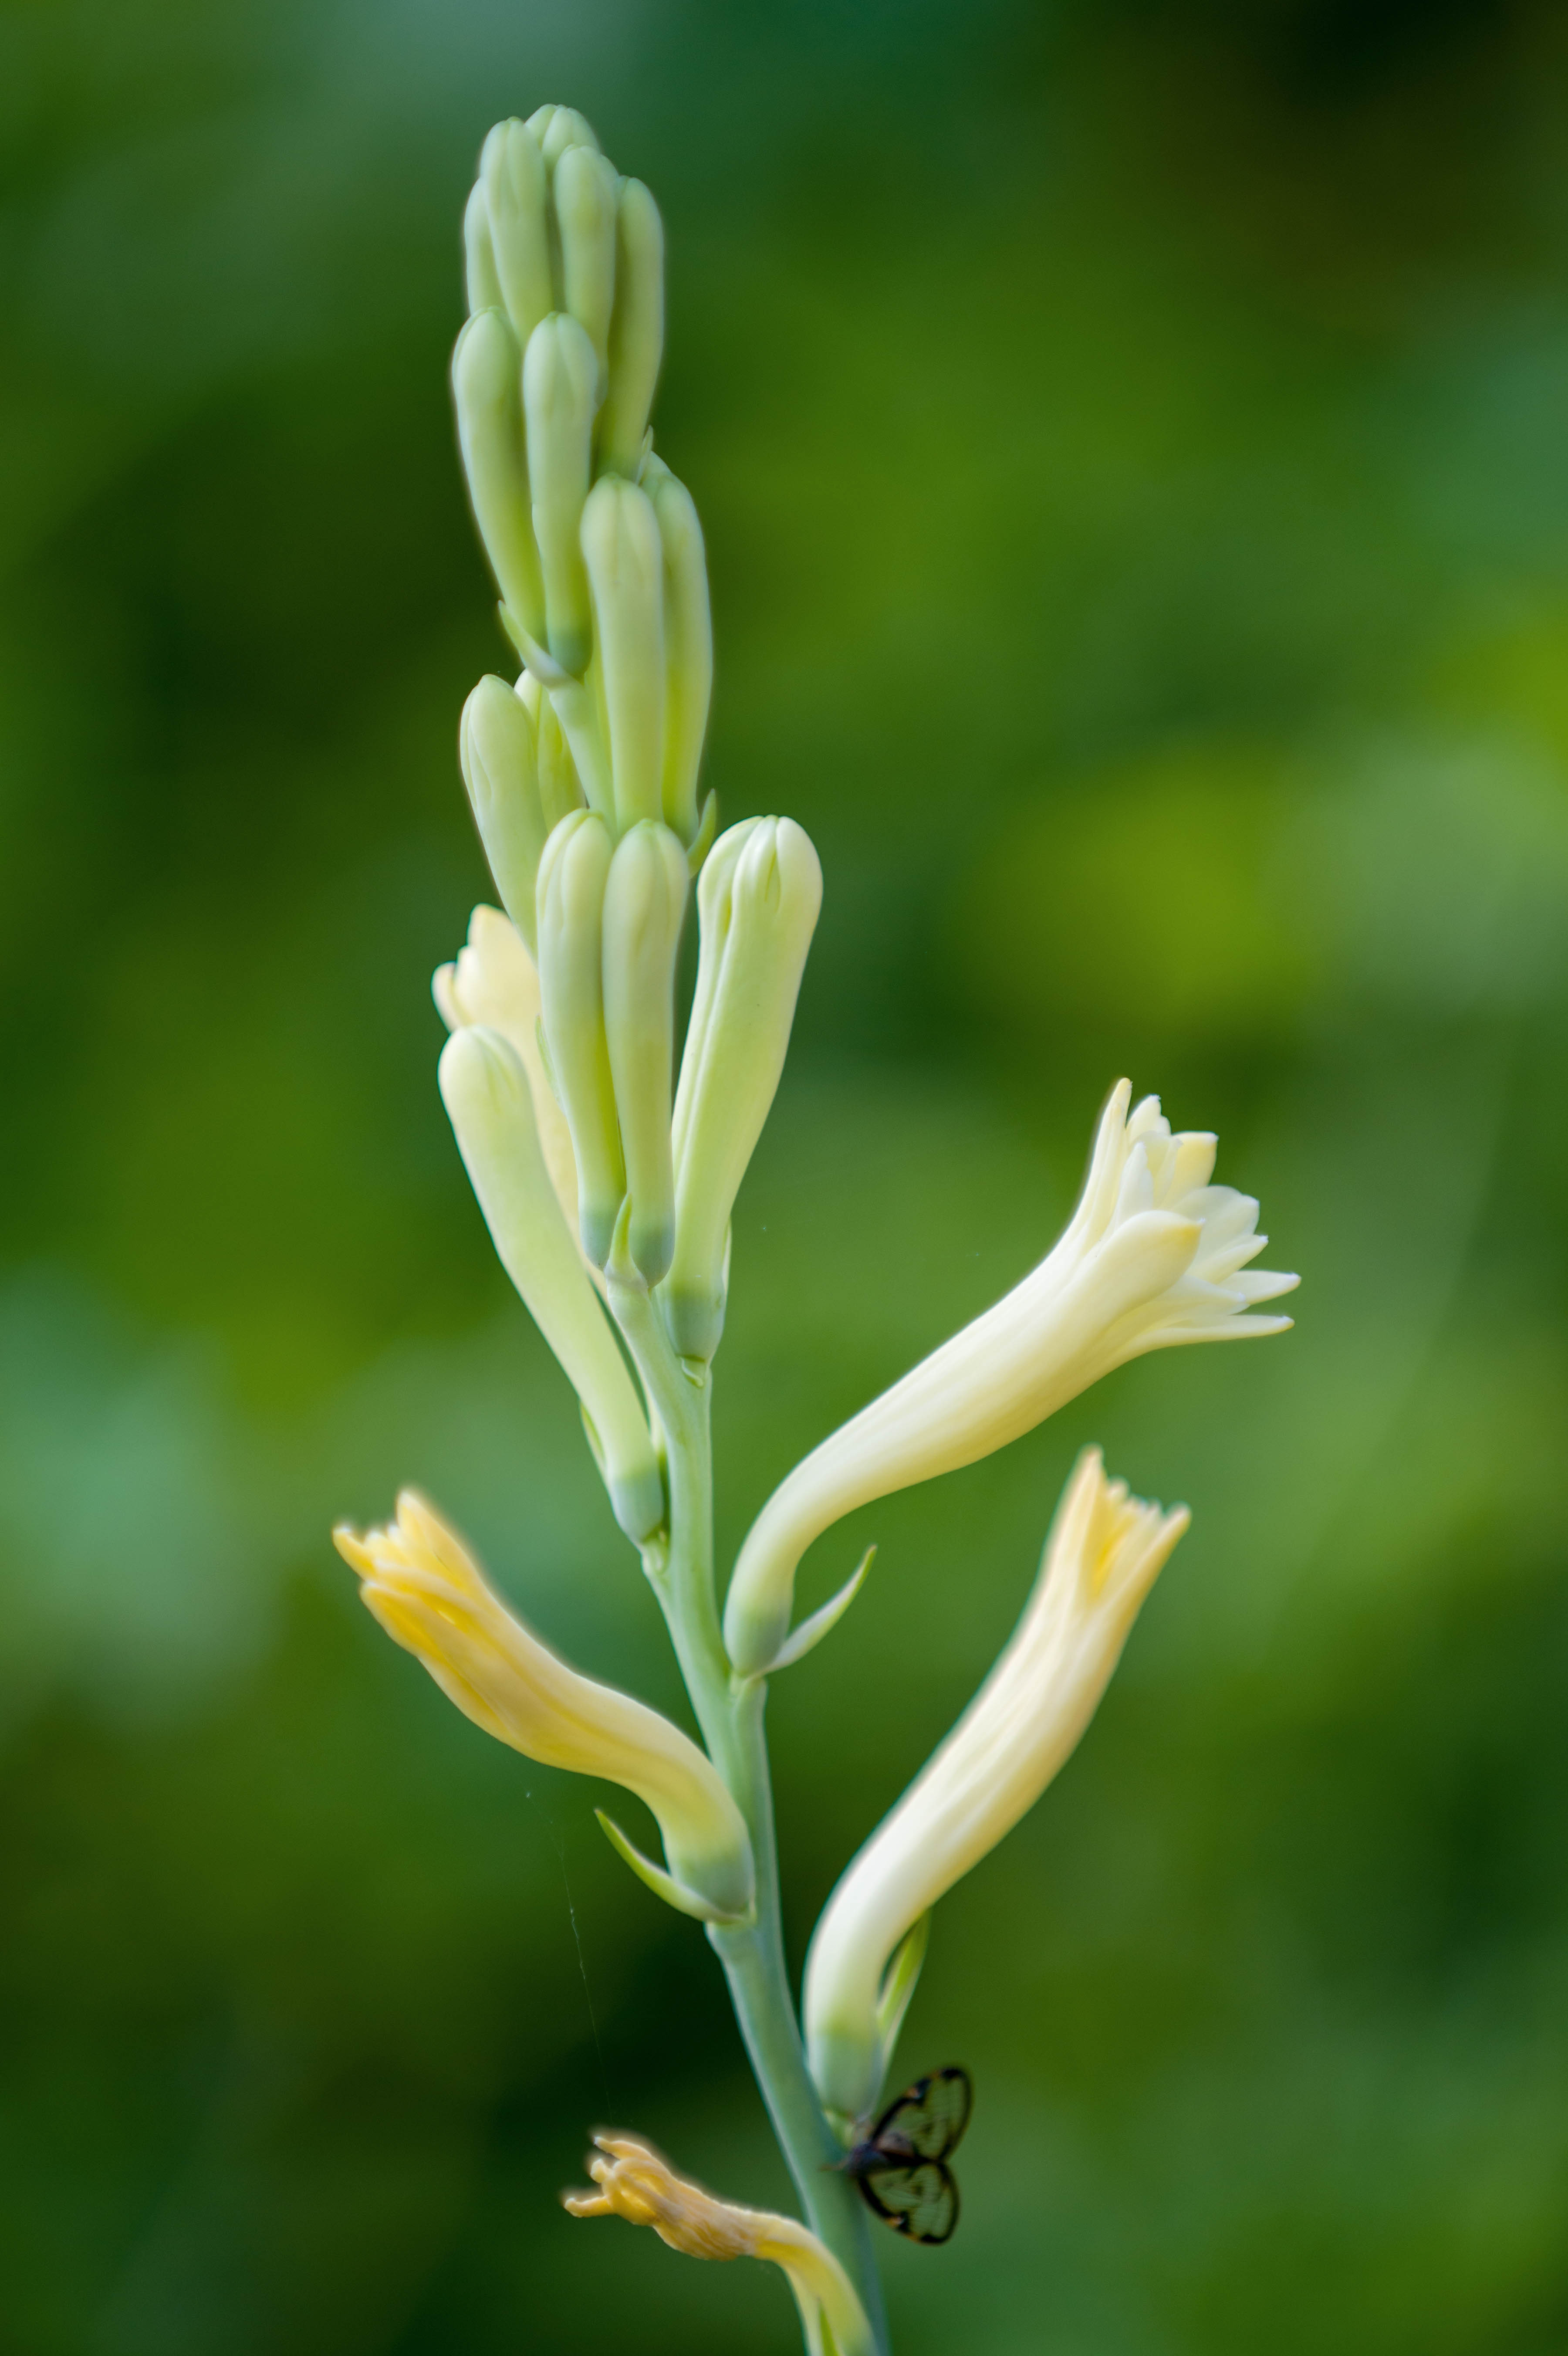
left=805, top=1449, right=1189, bottom=2125
left=434, top=903, right=579, bottom=1249
left=602, top=820, right=688, bottom=1287
left=335, top=1494, right=752, bottom=1923
left=664, top=816, right=822, bottom=1363
left=564, top=2133, right=874, bottom=2356
left=437, top=1023, right=662, bottom=1544
left=724, top=1080, right=1296, bottom=1675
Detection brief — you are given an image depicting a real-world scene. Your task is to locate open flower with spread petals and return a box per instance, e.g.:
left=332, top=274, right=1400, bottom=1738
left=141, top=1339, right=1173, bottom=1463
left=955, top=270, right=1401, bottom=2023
left=724, top=1081, right=1294, bottom=1675
left=804, top=1449, right=1188, bottom=2125
left=335, top=1493, right=754, bottom=1925
left=565, top=2132, right=874, bottom=2356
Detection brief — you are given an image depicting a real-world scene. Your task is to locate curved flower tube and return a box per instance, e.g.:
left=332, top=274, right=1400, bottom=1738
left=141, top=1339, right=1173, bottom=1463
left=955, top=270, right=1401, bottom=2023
left=335, top=1493, right=754, bottom=1925
left=804, top=1449, right=1189, bottom=2125
left=565, top=2132, right=875, bottom=2356
left=724, top=1080, right=1294, bottom=1675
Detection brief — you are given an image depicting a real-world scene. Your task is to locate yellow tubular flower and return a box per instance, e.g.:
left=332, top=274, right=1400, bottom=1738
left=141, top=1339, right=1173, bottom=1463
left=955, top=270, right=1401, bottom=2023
left=335, top=1494, right=754, bottom=1924
left=724, top=1079, right=1296, bottom=1675
left=437, top=1022, right=662, bottom=1544
left=804, top=1449, right=1189, bottom=2126
left=564, top=2133, right=875, bottom=2356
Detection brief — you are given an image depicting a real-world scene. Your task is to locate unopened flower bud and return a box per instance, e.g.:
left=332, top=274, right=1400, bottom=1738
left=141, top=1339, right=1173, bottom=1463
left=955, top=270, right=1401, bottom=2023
left=452, top=308, right=545, bottom=645
left=480, top=116, right=553, bottom=352
left=463, top=179, right=504, bottom=315
left=554, top=143, right=618, bottom=398
left=648, top=467, right=712, bottom=844
left=581, top=476, right=666, bottom=831
left=439, top=1026, right=661, bottom=1540
left=599, top=179, right=664, bottom=479
left=523, top=313, right=598, bottom=676
left=460, top=676, right=547, bottom=956
left=602, top=820, right=688, bottom=1287
left=530, top=103, right=600, bottom=171
left=537, top=810, right=625, bottom=1266
left=664, top=818, right=821, bottom=1360
left=335, top=1493, right=754, bottom=1922
left=517, top=671, right=586, bottom=829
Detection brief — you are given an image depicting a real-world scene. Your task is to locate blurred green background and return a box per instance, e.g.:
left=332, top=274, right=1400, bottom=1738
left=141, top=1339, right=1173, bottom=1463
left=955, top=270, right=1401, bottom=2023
left=3, top=0, right=1568, bottom=2349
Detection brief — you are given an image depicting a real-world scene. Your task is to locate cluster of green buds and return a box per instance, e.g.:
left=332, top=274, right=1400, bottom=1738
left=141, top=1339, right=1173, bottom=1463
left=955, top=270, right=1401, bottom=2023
left=451, top=106, right=818, bottom=1339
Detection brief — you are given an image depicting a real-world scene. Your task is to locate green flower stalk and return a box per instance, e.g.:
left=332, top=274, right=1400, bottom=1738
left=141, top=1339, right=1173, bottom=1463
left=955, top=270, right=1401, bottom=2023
left=336, top=99, right=1301, bottom=2356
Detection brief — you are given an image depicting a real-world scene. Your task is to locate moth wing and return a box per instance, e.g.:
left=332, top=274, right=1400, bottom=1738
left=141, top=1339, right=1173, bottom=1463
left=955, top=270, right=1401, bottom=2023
left=861, top=2160, right=958, bottom=2245
left=875, top=2067, right=972, bottom=2162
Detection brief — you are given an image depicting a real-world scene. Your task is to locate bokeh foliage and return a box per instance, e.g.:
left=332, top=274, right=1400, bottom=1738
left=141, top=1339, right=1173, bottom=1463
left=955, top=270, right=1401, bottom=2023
left=2, top=0, right=1567, bottom=2349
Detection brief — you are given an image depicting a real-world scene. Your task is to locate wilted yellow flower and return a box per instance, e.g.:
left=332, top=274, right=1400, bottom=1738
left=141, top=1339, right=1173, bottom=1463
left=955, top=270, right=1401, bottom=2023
left=564, top=2132, right=873, bottom=2356
left=725, top=1079, right=1294, bottom=1674
left=334, top=1493, right=753, bottom=1924
left=804, top=1448, right=1189, bottom=2124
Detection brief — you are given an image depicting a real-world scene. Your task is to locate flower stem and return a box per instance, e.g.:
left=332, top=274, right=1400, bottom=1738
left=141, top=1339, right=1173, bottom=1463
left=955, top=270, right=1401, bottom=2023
left=609, top=1280, right=891, bottom=2356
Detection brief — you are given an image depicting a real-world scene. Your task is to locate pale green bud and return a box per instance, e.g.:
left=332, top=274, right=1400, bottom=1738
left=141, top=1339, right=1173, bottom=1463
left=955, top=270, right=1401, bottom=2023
left=523, top=314, right=598, bottom=676
left=581, top=477, right=666, bottom=832
left=452, top=309, right=545, bottom=645
left=554, top=144, right=618, bottom=398
left=463, top=179, right=504, bottom=315
left=438, top=1025, right=662, bottom=1542
left=481, top=117, right=553, bottom=352
left=649, top=468, right=712, bottom=844
left=530, top=104, right=600, bottom=170
left=459, top=677, right=548, bottom=956
left=518, top=671, right=587, bottom=830
left=599, top=179, right=664, bottom=479
left=537, top=810, right=625, bottom=1265
left=664, top=818, right=822, bottom=1361
left=602, top=821, right=688, bottom=1287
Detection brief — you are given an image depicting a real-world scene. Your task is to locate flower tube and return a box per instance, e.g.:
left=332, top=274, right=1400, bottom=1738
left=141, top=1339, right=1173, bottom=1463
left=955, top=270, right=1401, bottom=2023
left=564, top=2133, right=874, bottom=2356
left=438, top=1023, right=662, bottom=1543
left=724, top=1081, right=1295, bottom=1675
left=336, top=1493, right=753, bottom=1924
left=804, top=1449, right=1188, bottom=2125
